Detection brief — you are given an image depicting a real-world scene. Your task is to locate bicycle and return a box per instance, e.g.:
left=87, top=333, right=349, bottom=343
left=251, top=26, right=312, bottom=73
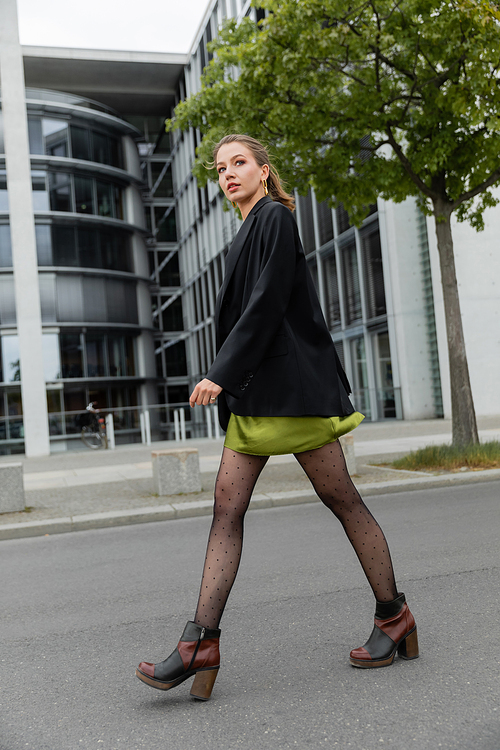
left=81, top=403, right=107, bottom=449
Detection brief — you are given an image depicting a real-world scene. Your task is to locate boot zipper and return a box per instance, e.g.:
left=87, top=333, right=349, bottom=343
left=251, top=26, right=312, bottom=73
left=187, top=628, right=205, bottom=672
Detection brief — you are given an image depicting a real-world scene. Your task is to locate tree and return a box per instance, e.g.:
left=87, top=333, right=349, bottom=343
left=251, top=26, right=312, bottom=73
left=168, top=0, right=500, bottom=446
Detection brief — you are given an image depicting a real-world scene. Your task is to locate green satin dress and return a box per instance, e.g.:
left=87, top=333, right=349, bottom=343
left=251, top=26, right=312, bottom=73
left=223, top=412, right=365, bottom=456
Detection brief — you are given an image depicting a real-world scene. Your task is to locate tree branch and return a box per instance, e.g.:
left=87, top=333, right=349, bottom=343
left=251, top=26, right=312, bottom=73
left=451, top=167, right=500, bottom=210
left=386, top=126, right=439, bottom=199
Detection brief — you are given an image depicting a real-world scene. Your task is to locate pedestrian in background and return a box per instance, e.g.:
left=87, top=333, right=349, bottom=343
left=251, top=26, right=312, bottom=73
left=136, top=134, right=419, bottom=700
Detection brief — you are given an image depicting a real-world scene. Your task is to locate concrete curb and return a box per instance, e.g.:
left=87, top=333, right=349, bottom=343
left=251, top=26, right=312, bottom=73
left=0, top=490, right=319, bottom=541
left=1, top=468, right=499, bottom=541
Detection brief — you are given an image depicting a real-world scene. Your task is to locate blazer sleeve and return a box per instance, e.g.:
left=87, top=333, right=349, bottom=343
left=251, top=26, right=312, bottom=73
left=206, top=206, right=299, bottom=398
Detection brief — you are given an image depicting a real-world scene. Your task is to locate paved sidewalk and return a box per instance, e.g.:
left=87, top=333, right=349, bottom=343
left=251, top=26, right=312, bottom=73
left=1, top=415, right=499, bottom=540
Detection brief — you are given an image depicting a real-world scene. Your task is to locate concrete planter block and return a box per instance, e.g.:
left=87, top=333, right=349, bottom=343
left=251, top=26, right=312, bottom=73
left=339, top=434, right=357, bottom=475
left=0, top=463, right=25, bottom=513
left=152, top=449, right=201, bottom=496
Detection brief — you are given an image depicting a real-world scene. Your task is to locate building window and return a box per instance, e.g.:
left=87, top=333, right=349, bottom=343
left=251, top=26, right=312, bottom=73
left=297, top=191, right=315, bottom=254
left=0, top=335, right=21, bottom=383
left=350, top=336, right=371, bottom=419
left=158, top=251, right=180, bottom=286
left=162, top=296, right=184, bottom=331
left=33, top=171, right=123, bottom=219
left=0, top=387, right=23, bottom=446
left=86, top=334, right=106, bottom=377
left=342, top=240, right=362, bottom=325
left=167, top=384, right=189, bottom=405
left=74, top=176, right=94, bottom=214
left=150, top=163, right=174, bottom=198
left=373, top=331, right=396, bottom=418
left=108, top=336, right=126, bottom=376
left=164, top=339, right=188, bottom=376
left=43, top=331, right=136, bottom=380
left=0, top=224, right=12, bottom=267
left=135, top=116, right=171, bottom=156
left=0, top=170, right=9, bottom=211
left=70, top=126, right=91, bottom=161
left=28, top=117, right=122, bottom=168
left=154, top=207, right=177, bottom=242
left=323, top=251, right=341, bottom=330
left=361, top=222, right=386, bottom=319
left=42, top=333, right=61, bottom=380
left=49, top=172, right=72, bottom=212
left=0, top=277, right=17, bottom=325
left=317, top=200, right=334, bottom=246
left=97, top=181, right=113, bottom=217
left=36, top=225, right=132, bottom=271
left=31, top=171, right=50, bottom=210
left=42, top=119, right=69, bottom=157
left=336, top=203, right=351, bottom=234
left=60, top=333, right=83, bottom=378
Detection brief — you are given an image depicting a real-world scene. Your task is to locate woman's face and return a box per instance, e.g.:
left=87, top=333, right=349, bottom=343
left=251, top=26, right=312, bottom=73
left=216, top=142, right=269, bottom=215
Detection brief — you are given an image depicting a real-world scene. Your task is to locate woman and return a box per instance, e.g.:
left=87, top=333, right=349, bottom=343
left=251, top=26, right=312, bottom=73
left=136, top=135, right=419, bottom=700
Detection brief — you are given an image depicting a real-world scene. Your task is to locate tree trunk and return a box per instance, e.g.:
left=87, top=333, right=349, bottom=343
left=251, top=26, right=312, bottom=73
left=433, top=199, right=479, bottom=446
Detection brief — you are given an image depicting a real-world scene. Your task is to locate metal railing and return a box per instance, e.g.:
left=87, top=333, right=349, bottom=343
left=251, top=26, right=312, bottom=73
left=45, top=402, right=222, bottom=449
left=0, top=389, right=402, bottom=454
left=0, top=415, right=25, bottom=454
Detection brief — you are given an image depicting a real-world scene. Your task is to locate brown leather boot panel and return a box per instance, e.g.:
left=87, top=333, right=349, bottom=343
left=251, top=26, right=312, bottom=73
left=137, top=661, right=155, bottom=677
left=177, top=638, right=220, bottom=671
left=349, top=646, right=370, bottom=660
left=195, top=638, right=220, bottom=669
left=375, top=603, right=415, bottom=643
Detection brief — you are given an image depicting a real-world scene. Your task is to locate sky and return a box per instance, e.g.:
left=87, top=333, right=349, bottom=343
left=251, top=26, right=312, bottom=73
left=17, top=0, right=212, bottom=54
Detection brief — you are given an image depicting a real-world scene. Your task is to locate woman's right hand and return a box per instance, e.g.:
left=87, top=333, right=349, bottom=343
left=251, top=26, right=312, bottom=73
left=189, top=379, right=223, bottom=407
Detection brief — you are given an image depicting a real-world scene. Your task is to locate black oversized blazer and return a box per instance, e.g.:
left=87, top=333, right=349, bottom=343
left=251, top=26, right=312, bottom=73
left=206, top=196, right=355, bottom=432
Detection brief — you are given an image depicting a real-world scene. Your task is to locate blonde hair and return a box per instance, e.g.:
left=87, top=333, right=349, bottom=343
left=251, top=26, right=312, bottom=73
left=213, top=134, right=295, bottom=212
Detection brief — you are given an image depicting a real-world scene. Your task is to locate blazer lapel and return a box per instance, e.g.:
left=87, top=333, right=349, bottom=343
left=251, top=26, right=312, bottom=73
left=215, top=214, right=255, bottom=319
left=215, top=196, right=272, bottom=319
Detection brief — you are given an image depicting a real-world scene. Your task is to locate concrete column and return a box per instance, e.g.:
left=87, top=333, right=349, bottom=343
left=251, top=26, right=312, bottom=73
left=379, top=197, right=436, bottom=420
left=0, top=0, right=50, bottom=456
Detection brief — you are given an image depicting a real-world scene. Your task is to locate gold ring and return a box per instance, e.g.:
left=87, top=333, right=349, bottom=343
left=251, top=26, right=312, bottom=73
left=210, top=397, right=217, bottom=402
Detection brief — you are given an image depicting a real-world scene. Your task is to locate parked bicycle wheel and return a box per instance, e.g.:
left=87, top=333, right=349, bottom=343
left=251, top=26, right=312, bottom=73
left=81, top=425, right=104, bottom=449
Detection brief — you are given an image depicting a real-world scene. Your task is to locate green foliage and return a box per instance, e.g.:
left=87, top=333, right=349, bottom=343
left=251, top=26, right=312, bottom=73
left=392, top=441, right=500, bottom=470
left=168, top=0, right=500, bottom=225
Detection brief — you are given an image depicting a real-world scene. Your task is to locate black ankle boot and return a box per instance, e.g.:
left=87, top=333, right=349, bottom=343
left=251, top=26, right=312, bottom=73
left=350, top=593, right=419, bottom=668
left=136, top=621, right=221, bottom=700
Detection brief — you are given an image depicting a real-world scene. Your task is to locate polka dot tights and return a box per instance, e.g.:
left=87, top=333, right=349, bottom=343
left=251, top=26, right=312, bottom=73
left=294, top=440, right=398, bottom=604
left=194, top=448, right=269, bottom=630
left=194, top=441, right=397, bottom=630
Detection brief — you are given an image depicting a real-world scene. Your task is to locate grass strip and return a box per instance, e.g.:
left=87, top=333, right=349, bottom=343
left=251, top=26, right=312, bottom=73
left=392, top=441, right=500, bottom=471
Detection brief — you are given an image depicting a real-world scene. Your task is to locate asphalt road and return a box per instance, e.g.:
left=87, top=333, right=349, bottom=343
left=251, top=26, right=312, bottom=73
left=1, top=481, right=499, bottom=750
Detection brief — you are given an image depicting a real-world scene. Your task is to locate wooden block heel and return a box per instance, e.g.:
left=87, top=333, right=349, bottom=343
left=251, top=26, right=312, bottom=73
left=190, top=667, right=219, bottom=701
left=398, top=626, right=419, bottom=660
left=137, top=621, right=221, bottom=699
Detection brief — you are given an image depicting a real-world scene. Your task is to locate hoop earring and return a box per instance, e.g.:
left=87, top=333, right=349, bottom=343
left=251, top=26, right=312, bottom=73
left=231, top=201, right=237, bottom=208
left=262, top=179, right=268, bottom=196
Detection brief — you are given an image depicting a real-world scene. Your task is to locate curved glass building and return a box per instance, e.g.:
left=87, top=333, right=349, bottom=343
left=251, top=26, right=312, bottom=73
left=0, top=87, right=156, bottom=451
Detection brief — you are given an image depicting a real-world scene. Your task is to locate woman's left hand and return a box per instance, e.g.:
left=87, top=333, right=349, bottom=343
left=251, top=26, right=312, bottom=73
left=189, top=379, right=223, bottom=407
